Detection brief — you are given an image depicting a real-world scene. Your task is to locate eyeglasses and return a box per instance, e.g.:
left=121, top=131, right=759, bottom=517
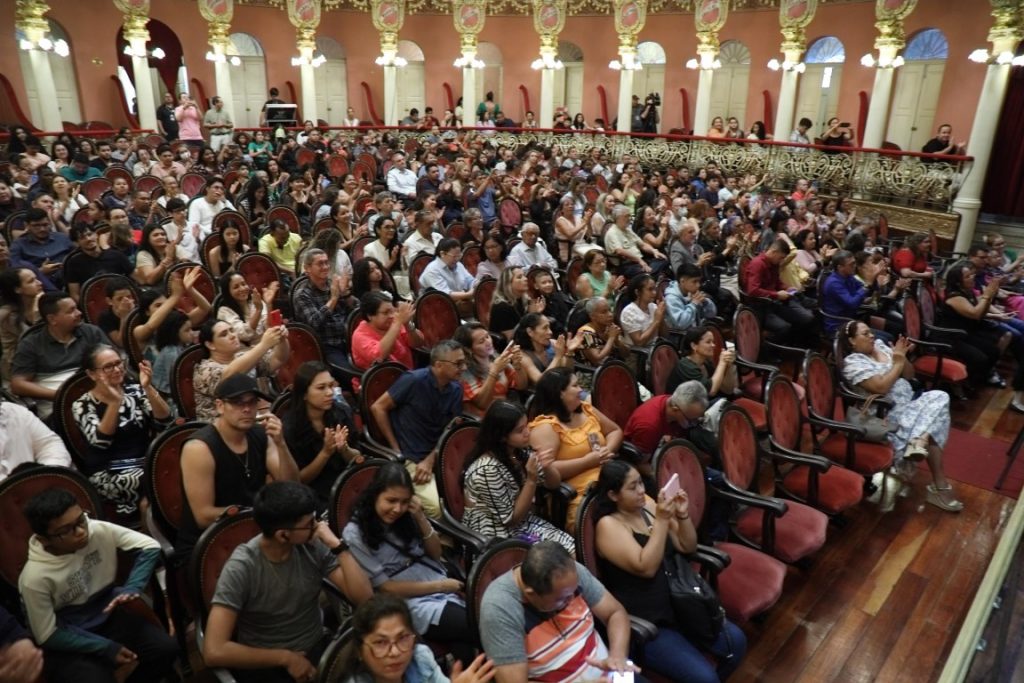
left=279, top=517, right=316, bottom=533
left=363, top=632, right=416, bottom=658
left=437, top=359, right=468, bottom=369
left=96, top=360, right=124, bottom=374
left=48, top=512, right=89, bottom=539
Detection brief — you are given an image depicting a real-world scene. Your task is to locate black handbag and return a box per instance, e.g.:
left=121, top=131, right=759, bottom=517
left=662, top=549, right=725, bottom=647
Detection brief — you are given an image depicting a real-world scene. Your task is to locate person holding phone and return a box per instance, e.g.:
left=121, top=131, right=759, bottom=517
left=593, top=460, right=747, bottom=682
left=821, top=117, right=855, bottom=151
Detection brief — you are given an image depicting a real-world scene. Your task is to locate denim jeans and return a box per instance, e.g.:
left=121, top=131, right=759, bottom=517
left=636, top=619, right=747, bottom=683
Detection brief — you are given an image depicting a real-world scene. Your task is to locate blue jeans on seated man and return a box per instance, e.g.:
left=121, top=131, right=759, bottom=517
left=636, top=619, right=747, bottom=683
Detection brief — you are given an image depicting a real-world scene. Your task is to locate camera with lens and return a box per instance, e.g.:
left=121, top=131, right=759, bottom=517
left=645, top=93, right=661, bottom=107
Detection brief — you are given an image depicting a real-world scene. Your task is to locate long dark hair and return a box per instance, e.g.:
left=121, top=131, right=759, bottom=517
left=0, top=267, right=29, bottom=315
left=139, top=224, right=167, bottom=262
left=351, top=462, right=419, bottom=550
left=944, top=261, right=977, bottom=303
left=512, top=312, right=547, bottom=351
left=244, top=177, right=269, bottom=217
left=623, top=273, right=653, bottom=307
left=592, top=460, right=636, bottom=521
left=217, top=271, right=250, bottom=320
left=531, top=367, right=577, bottom=423
left=353, top=256, right=398, bottom=301
left=289, top=360, right=334, bottom=425
left=464, top=401, right=527, bottom=488
left=338, top=594, right=415, bottom=676
left=218, top=223, right=245, bottom=272
left=155, top=310, right=189, bottom=351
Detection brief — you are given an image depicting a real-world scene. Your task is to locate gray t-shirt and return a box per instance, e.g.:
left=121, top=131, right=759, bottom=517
left=479, top=562, right=608, bottom=679
left=211, top=535, right=338, bottom=653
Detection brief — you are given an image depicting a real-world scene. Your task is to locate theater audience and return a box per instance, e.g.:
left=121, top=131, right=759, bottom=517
left=151, top=310, right=191, bottom=398
left=512, top=313, right=579, bottom=386
left=131, top=268, right=211, bottom=362
left=743, top=239, right=817, bottom=345
left=351, top=292, right=421, bottom=371
left=489, top=266, right=543, bottom=340
left=208, top=222, right=250, bottom=278
left=0, top=400, right=72, bottom=481
left=664, top=263, right=718, bottom=332
left=453, top=323, right=527, bottom=418
left=63, top=225, right=134, bottom=301
left=216, top=271, right=276, bottom=349
left=0, top=267, right=42, bottom=387
left=506, top=222, right=558, bottom=272
left=294, top=248, right=354, bottom=369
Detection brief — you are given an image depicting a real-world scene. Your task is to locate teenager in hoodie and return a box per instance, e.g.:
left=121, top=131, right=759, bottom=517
left=18, top=488, right=178, bottom=683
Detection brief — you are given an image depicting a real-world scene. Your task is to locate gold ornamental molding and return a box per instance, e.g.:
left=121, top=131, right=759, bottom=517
left=843, top=200, right=961, bottom=242
left=371, top=0, right=406, bottom=52
left=452, top=0, right=486, bottom=54
left=778, top=0, right=816, bottom=55
left=533, top=0, right=567, bottom=53
left=234, top=0, right=866, bottom=15
left=15, top=0, right=51, bottom=41
left=288, top=0, right=322, bottom=49
left=198, top=0, right=234, bottom=48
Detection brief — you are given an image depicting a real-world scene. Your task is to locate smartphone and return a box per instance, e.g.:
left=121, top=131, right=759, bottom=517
left=268, top=309, right=283, bottom=327
left=588, top=433, right=601, bottom=450
left=660, top=473, right=680, bottom=500
left=610, top=670, right=635, bottom=683
left=255, top=410, right=271, bottom=422
left=840, top=122, right=851, bottom=128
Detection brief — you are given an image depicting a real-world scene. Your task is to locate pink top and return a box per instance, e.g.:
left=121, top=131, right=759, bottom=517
left=175, top=104, right=203, bottom=141
left=351, top=320, right=414, bottom=370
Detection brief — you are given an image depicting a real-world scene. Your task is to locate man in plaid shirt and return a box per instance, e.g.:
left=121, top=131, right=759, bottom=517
left=293, top=248, right=354, bottom=369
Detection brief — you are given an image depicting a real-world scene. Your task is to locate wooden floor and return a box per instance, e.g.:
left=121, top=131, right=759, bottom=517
left=732, top=384, right=1022, bottom=683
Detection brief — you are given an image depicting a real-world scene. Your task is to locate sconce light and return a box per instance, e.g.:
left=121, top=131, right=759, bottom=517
left=123, top=44, right=164, bottom=60
left=685, top=54, right=721, bottom=70
left=20, top=37, right=69, bottom=57
left=860, top=53, right=904, bottom=68
left=206, top=51, right=241, bottom=66
left=767, top=58, right=806, bottom=73
left=968, top=48, right=1024, bottom=66
left=453, top=55, right=485, bottom=69
left=531, top=54, right=564, bottom=70
left=292, top=54, right=327, bottom=67
left=375, top=54, right=408, bottom=67
left=609, top=55, right=642, bottom=71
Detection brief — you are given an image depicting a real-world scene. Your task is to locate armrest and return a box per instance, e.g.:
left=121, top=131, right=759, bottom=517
left=906, top=336, right=954, bottom=355
left=735, top=357, right=778, bottom=376
left=767, top=438, right=834, bottom=471
left=820, top=311, right=855, bottom=323
left=433, top=513, right=488, bottom=556
left=762, top=340, right=809, bottom=358
left=618, top=441, right=645, bottom=465
left=696, top=543, right=731, bottom=569
left=558, top=483, right=578, bottom=501
left=837, top=385, right=894, bottom=414
left=710, top=485, right=788, bottom=517
left=806, top=410, right=868, bottom=439
left=144, top=506, right=176, bottom=558
left=629, top=615, right=659, bottom=644
left=922, top=323, right=967, bottom=340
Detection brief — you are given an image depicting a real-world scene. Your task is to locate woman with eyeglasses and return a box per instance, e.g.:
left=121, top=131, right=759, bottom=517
left=837, top=320, right=962, bottom=512
left=72, top=343, right=173, bottom=516
left=341, top=594, right=494, bottom=683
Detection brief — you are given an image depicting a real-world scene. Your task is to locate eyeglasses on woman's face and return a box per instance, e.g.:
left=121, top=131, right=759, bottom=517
left=363, top=632, right=416, bottom=658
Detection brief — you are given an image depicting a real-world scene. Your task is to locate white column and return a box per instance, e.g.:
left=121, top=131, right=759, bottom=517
left=129, top=37, right=157, bottom=130
left=213, top=59, right=235, bottom=123
left=27, top=49, right=63, bottom=132
left=616, top=68, right=634, bottom=133
left=693, top=69, right=714, bottom=136
left=862, top=65, right=895, bottom=149
left=462, top=60, right=477, bottom=127
left=540, top=67, right=555, bottom=128
left=953, top=62, right=1013, bottom=253
left=774, top=69, right=800, bottom=141
left=298, top=42, right=318, bottom=124
left=383, top=64, right=398, bottom=126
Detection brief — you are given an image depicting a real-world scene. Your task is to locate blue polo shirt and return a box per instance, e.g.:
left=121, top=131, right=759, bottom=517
left=387, top=368, right=463, bottom=462
left=10, top=231, right=74, bottom=269
left=822, top=271, right=869, bottom=336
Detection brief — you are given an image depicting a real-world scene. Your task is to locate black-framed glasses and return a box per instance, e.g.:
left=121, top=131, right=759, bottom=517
left=437, top=359, right=468, bottom=369
left=96, top=360, right=124, bottom=374
left=363, top=632, right=416, bottom=658
left=48, top=512, right=89, bottom=539
left=279, top=517, right=316, bottom=533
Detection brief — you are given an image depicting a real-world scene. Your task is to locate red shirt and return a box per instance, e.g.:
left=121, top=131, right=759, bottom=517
left=351, top=320, right=414, bottom=370
left=624, top=394, right=686, bottom=456
left=744, top=252, right=784, bottom=299
left=892, top=247, right=931, bottom=276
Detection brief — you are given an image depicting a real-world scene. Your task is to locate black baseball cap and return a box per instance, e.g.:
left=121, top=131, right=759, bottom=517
left=214, top=374, right=270, bottom=401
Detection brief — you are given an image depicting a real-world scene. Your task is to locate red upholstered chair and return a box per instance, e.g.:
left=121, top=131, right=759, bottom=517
left=180, top=172, right=206, bottom=198
left=591, top=359, right=640, bottom=431
left=461, top=244, right=482, bottom=276
left=80, top=273, right=139, bottom=326
left=81, top=177, right=112, bottom=201
left=134, top=175, right=162, bottom=195
left=352, top=160, right=374, bottom=186
left=171, top=344, right=205, bottom=420
left=901, top=296, right=969, bottom=389
left=466, top=539, right=530, bottom=649
left=564, top=257, right=585, bottom=297
left=327, top=459, right=389, bottom=534
left=52, top=371, right=95, bottom=472
left=266, top=206, right=301, bottom=234
left=765, top=376, right=865, bottom=516
left=211, top=210, right=251, bottom=245
left=717, top=406, right=828, bottom=564
left=445, top=222, right=466, bottom=242
left=275, top=322, right=325, bottom=391
left=165, top=262, right=215, bottom=321
left=431, top=421, right=488, bottom=555
left=802, top=353, right=893, bottom=478
left=349, top=236, right=373, bottom=262
left=295, top=148, right=316, bottom=169
left=357, top=362, right=406, bottom=458
left=647, top=340, right=680, bottom=396
left=474, top=276, right=497, bottom=328
left=498, top=197, right=523, bottom=235
left=653, top=440, right=787, bottom=623
left=408, top=252, right=434, bottom=298
left=327, top=154, right=349, bottom=179
left=312, top=217, right=335, bottom=234
left=413, top=290, right=460, bottom=349
left=732, top=305, right=805, bottom=405
left=103, top=165, right=133, bottom=187
left=236, top=251, right=282, bottom=294
left=200, top=232, right=222, bottom=272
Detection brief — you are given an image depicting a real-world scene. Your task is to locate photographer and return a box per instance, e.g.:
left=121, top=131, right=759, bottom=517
left=822, top=117, right=855, bottom=152
left=640, top=93, right=660, bottom=134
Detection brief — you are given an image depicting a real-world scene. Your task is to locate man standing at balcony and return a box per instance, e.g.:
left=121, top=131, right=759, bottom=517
left=157, top=92, right=179, bottom=142
left=921, top=124, right=966, bottom=158
left=203, top=97, right=234, bottom=153
left=789, top=117, right=813, bottom=149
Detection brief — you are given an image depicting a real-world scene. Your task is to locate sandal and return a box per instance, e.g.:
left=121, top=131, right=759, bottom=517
left=988, top=372, right=1007, bottom=388
left=926, top=484, right=963, bottom=512
left=904, top=439, right=929, bottom=462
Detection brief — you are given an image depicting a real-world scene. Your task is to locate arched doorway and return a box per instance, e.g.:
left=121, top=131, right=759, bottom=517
left=709, top=40, right=751, bottom=128
left=886, top=28, right=949, bottom=151
left=475, top=42, right=504, bottom=119
left=632, top=41, right=666, bottom=131
left=796, top=36, right=845, bottom=137
left=116, top=19, right=185, bottom=119
left=227, top=32, right=267, bottom=127
left=313, top=37, right=348, bottom=125
left=395, top=40, right=425, bottom=121
left=15, top=19, right=81, bottom=126
left=553, top=41, right=584, bottom=122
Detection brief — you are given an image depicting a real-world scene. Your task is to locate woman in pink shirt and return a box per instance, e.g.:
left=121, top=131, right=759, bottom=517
left=350, top=292, right=423, bottom=370
left=174, top=93, right=204, bottom=148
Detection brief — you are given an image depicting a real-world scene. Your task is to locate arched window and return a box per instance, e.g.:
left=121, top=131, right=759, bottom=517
left=806, top=36, right=846, bottom=64
left=637, top=41, right=666, bottom=65
left=709, top=40, right=751, bottom=127
left=15, top=18, right=82, bottom=125
left=396, top=40, right=424, bottom=62
left=557, top=41, right=584, bottom=63
left=227, top=32, right=264, bottom=57
left=905, top=28, right=949, bottom=60
left=718, top=39, right=751, bottom=66
left=795, top=37, right=846, bottom=135
left=632, top=42, right=666, bottom=131
left=315, top=37, right=345, bottom=60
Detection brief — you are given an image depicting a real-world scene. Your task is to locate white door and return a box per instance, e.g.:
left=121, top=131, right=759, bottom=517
left=19, top=50, right=83, bottom=126
left=564, top=63, right=584, bottom=120
left=709, top=64, right=751, bottom=125
left=230, top=56, right=267, bottom=127
left=395, top=62, right=425, bottom=121
left=314, top=58, right=348, bottom=125
left=795, top=64, right=843, bottom=138
left=885, top=60, right=945, bottom=151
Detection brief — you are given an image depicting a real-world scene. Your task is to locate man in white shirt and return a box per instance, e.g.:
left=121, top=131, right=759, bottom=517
left=718, top=176, right=738, bottom=206
left=0, top=402, right=72, bottom=482
left=507, top=223, right=558, bottom=272
left=789, top=117, right=812, bottom=149
left=186, top=177, right=235, bottom=239
left=386, top=152, right=418, bottom=202
left=403, top=210, right=442, bottom=269
left=155, top=175, right=190, bottom=210
left=420, top=238, right=475, bottom=317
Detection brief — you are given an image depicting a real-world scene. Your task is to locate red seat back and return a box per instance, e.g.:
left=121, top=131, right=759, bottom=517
left=236, top=252, right=282, bottom=294
left=434, top=422, right=481, bottom=521
left=653, top=440, right=706, bottom=528
left=414, top=290, right=459, bottom=348
left=350, top=236, right=373, bottom=262
left=357, top=153, right=378, bottom=178
left=327, top=154, right=349, bottom=179
left=718, top=406, right=759, bottom=491
left=352, top=160, right=374, bottom=186
left=564, top=258, right=585, bottom=297
left=295, top=148, right=317, bottom=169
left=212, top=210, right=252, bottom=245
left=359, top=362, right=406, bottom=446
left=498, top=198, right=523, bottom=231
left=803, top=353, right=837, bottom=420
left=53, top=371, right=95, bottom=471
left=313, top=217, right=335, bottom=234
left=144, top=422, right=201, bottom=539
left=80, top=274, right=137, bottom=326
left=408, top=252, right=434, bottom=298
left=573, top=491, right=601, bottom=577
left=171, top=345, right=205, bottom=420
left=190, top=509, right=261, bottom=622
left=461, top=245, right=482, bottom=277
left=903, top=296, right=922, bottom=338
left=266, top=206, right=300, bottom=234
left=103, top=165, right=133, bottom=187
left=200, top=232, right=222, bottom=271
left=766, top=376, right=802, bottom=451
left=180, top=173, right=206, bottom=198
left=648, top=341, right=680, bottom=396
left=445, top=222, right=466, bottom=241
left=277, top=323, right=324, bottom=391
left=327, top=459, right=387, bottom=533
left=466, top=539, right=530, bottom=643
left=707, top=323, right=725, bottom=365
left=591, top=360, right=640, bottom=430
left=166, top=263, right=215, bottom=320
left=81, top=177, right=112, bottom=201
left=733, top=306, right=762, bottom=364
left=122, top=308, right=145, bottom=369
left=474, top=277, right=496, bottom=328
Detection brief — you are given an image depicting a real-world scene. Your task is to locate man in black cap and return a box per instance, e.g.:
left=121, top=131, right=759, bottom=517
left=175, top=374, right=300, bottom=561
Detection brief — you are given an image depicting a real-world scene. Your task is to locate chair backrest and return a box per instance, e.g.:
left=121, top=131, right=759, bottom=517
left=803, top=352, right=837, bottom=421
left=564, top=258, right=584, bottom=297
left=53, top=371, right=95, bottom=470
left=408, top=252, right=435, bottom=298
left=465, top=538, right=530, bottom=644
left=766, top=375, right=802, bottom=451
left=166, top=262, right=216, bottom=319
left=317, top=627, right=354, bottom=683
left=717, top=405, right=759, bottom=491
left=648, top=341, right=680, bottom=396
left=171, top=344, right=205, bottom=420
left=348, top=236, right=374, bottom=263
left=189, top=508, right=261, bottom=623
left=573, top=491, right=602, bottom=576
left=134, top=175, right=161, bottom=195
left=236, top=251, right=282, bottom=293
left=200, top=232, right=222, bottom=271
left=80, top=274, right=138, bottom=326
left=707, top=323, right=725, bottom=365
left=270, top=391, right=293, bottom=420
left=267, top=205, right=301, bottom=234
left=103, top=165, right=133, bottom=187
left=498, top=198, right=523, bottom=230
left=180, top=173, right=206, bottom=198
left=652, top=439, right=707, bottom=528
left=313, top=217, right=335, bottom=235
left=212, top=210, right=252, bottom=246
left=0, top=466, right=104, bottom=588
left=917, top=289, right=936, bottom=328
left=733, top=305, right=762, bottom=364
left=591, top=360, right=640, bottom=430
left=122, top=308, right=146, bottom=369
left=902, top=296, right=922, bottom=339
left=326, top=154, right=349, bottom=179
left=144, top=422, right=202, bottom=541
left=352, top=160, right=374, bottom=186
left=277, top=322, right=325, bottom=391
left=327, top=459, right=388, bottom=534
left=445, top=222, right=466, bottom=241
left=461, top=244, right=482, bottom=277
left=434, top=422, right=482, bottom=521
left=81, top=177, right=112, bottom=201
left=358, top=362, right=407, bottom=446
left=413, top=290, right=460, bottom=348
left=474, top=277, right=497, bottom=328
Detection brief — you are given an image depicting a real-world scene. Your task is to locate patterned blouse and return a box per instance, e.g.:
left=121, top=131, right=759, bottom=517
left=72, top=383, right=170, bottom=474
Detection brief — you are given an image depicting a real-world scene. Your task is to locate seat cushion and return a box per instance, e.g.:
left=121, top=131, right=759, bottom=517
left=781, top=464, right=864, bottom=514
left=713, top=541, right=787, bottom=623
left=734, top=501, right=829, bottom=564
left=913, top=355, right=968, bottom=382
left=817, top=433, right=894, bottom=475
left=733, top=397, right=767, bottom=431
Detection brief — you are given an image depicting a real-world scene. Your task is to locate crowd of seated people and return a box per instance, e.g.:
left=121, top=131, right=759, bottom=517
left=0, top=120, right=1018, bottom=683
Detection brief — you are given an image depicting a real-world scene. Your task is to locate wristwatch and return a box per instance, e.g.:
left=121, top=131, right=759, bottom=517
left=330, top=540, right=349, bottom=555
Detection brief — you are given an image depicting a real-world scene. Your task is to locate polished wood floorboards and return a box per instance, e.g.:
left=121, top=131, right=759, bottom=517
left=732, top=385, right=1022, bottom=683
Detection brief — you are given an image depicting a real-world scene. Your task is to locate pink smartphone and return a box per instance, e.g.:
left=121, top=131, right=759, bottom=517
left=268, top=310, right=283, bottom=327
left=660, top=473, right=680, bottom=500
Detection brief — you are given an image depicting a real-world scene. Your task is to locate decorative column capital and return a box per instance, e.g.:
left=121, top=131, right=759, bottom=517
left=988, top=0, right=1023, bottom=53
left=122, top=13, right=151, bottom=43
left=198, top=0, right=234, bottom=23
left=872, top=0, right=915, bottom=54
left=208, top=21, right=231, bottom=50
left=694, top=0, right=728, bottom=59
left=453, top=0, right=486, bottom=55
left=778, top=0, right=816, bottom=59
left=15, top=0, right=51, bottom=41
left=532, top=0, right=566, bottom=55
left=613, top=0, right=647, bottom=48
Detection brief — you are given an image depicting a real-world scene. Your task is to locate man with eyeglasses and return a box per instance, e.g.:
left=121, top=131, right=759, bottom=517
left=370, top=340, right=466, bottom=519
left=187, top=176, right=235, bottom=240
left=63, top=224, right=134, bottom=302
left=176, top=374, right=301, bottom=562
left=10, top=208, right=73, bottom=288
left=18, top=488, right=178, bottom=683
left=203, top=481, right=370, bottom=683
left=420, top=238, right=476, bottom=318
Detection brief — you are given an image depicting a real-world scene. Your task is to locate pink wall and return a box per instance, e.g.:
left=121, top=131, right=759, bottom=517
left=1, top=0, right=989, bottom=141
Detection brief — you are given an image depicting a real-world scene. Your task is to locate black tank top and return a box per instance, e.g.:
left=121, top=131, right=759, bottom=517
left=597, top=509, right=676, bottom=626
left=175, top=423, right=269, bottom=560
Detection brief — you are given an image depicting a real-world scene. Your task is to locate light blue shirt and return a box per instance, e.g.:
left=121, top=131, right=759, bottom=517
left=420, top=258, right=474, bottom=294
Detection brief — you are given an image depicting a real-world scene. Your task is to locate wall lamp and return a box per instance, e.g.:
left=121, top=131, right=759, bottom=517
left=685, top=55, right=721, bottom=70
left=531, top=54, right=564, bottom=70
left=375, top=54, right=408, bottom=67
left=206, top=51, right=242, bottom=66
left=453, top=56, right=485, bottom=68
left=968, top=48, right=1024, bottom=66
left=292, top=54, right=327, bottom=67
left=860, top=53, right=904, bottom=68
left=19, top=37, right=70, bottom=57
left=767, top=58, right=806, bottom=73
left=123, top=44, right=164, bottom=59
